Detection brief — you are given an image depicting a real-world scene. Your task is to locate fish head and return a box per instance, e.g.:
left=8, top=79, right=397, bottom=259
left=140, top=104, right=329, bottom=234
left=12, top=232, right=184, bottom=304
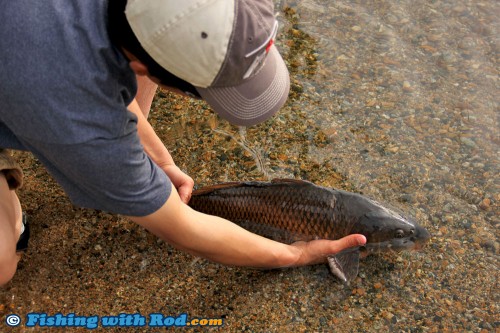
left=356, top=208, right=431, bottom=255
left=337, top=191, right=431, bottom=255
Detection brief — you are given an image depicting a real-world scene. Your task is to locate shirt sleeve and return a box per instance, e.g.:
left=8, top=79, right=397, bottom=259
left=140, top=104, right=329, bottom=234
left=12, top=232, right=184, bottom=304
left=18, top=120, right=171, bottom=216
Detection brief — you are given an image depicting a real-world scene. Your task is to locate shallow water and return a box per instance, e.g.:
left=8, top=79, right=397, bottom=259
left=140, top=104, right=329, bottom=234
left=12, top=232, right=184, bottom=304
left=1, top=0, right=497, bottom=332
left=152, top=0, right=499, bottom=331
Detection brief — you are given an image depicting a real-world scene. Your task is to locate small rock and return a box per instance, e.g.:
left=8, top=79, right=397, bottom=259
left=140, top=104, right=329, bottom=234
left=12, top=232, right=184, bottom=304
left=461, top=220, right=472, bottom=229
left=478, top=198, right=491, bottom=210
left=433, top=315, right=442, bottom=322
left=351, top=26, right=362, bottom=32
left=382, top=311, right=394, bottom=320
left=402, top=81, right=413, bottom=92
left=351, top=310, right=363, bottom=320
left=479, top=321, right=492, bottom=330
left=460, top=137, right=476, bottom=148
left=386, top=146, right=399, bottom=153
left=480, top=240, right=498, bottom=253
left=443, top=203, right=453, bottom=213
left=140, top=259, right=149, bottom=270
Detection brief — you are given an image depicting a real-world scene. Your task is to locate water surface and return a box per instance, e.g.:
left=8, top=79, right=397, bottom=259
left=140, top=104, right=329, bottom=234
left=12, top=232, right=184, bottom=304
left=152, top=0, right=498, bottom=331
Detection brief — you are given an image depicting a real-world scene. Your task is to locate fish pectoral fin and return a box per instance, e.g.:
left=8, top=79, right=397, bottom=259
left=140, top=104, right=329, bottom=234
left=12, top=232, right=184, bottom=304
left=327, top=250, right=360, bottom=283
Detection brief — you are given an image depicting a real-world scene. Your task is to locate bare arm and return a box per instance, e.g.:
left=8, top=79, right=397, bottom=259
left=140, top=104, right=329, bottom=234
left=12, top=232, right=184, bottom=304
left=128, top=98, right=173, bottom=169
left=128, top=98, right=194, bottom=203
left=129, top=186, right=366, bottom=268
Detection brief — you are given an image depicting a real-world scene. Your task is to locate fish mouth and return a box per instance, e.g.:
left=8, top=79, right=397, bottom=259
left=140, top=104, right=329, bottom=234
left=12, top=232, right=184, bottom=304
left=367, top=225, right=432, bottom=254
left=363, top=235, right=431, bottom=255
left=413, top=225, right=431, bottom=250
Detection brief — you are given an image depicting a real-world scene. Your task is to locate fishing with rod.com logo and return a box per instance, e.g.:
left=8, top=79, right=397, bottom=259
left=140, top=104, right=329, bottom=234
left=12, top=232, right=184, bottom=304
left=5, top=312, right=224, bottom=329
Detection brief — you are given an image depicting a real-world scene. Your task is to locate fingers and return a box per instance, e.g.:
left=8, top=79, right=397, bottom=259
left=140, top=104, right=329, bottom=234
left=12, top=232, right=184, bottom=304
left=179, top=176, right=194, bottom=204
left=162, top=165, right=194, bottom=204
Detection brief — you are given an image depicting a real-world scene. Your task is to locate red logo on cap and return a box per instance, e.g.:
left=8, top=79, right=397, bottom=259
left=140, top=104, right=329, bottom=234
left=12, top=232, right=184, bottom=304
left=243, top=19, right=279, bottom=80
left=265, top=39, right=274, bottom=53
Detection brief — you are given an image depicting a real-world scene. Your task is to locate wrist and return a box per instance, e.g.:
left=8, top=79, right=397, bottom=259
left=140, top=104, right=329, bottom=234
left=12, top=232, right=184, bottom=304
left=269, top=243, right=302, bottom=268
left=157, top=161, right=176, bottom=170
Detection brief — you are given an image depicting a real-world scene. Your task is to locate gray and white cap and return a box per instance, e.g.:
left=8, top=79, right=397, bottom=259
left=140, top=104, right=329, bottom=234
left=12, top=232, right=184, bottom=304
left=125, top=0, right=290, bottom=126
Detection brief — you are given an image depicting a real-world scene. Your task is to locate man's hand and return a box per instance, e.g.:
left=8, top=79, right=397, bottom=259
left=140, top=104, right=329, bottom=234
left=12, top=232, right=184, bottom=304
left=287, top=235, right=367, bottom=267
left=160, top=164, right=194, bottom=204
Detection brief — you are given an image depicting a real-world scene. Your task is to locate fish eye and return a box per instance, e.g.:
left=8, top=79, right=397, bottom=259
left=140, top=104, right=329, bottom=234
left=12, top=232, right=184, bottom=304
left=395, top=229, right=405, bottom=238
left=409, top=229, right=415, bottom=235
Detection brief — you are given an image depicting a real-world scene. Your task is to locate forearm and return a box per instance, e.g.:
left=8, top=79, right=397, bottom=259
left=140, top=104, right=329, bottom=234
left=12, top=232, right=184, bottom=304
left=128, top=186, right=300, bottom=268
left=128, top=98, right=194, bottom=203
left=128, top=98, right=174, bottom=167
left=170, top=212, right=297, bottom=267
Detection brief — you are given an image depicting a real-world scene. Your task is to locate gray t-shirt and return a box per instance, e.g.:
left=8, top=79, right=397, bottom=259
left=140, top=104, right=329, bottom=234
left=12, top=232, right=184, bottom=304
left=0, top=0, right=171, bottom=216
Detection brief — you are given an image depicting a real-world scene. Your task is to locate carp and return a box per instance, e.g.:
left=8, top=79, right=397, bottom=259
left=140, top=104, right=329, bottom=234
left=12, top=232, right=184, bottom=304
left=188, top=179, right=431, bottom=282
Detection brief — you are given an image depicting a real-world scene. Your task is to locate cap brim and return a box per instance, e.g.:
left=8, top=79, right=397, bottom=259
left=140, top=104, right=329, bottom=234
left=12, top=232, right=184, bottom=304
left=196, top=46, right=290, bottom=126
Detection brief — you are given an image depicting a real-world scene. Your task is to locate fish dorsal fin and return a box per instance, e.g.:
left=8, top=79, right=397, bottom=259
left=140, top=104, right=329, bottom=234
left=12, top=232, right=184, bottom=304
left=271, top=178, right=314, bottom=186
left=193, top=179, right=314, bottom=196
left=192, top=182, right=245, bottom=196
left=327, top=249, right=360, bottom=283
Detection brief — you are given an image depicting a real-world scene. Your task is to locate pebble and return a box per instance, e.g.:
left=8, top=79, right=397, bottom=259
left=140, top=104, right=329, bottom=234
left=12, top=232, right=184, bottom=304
left=480, top=240, right=498, bottom=253
left=382, top=311, right=395, bottom=321
left=460, top=137, right=476, bottom=148
left=138, top=259, right=148, bottom=269
left=402, top=81, right=413, bottom=92
left=478, top=198, right=491, bottom=210
left=386, top=145, right=399, bottom=153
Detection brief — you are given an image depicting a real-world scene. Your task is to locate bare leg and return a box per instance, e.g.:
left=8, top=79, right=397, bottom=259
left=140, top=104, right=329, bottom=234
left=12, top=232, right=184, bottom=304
left=0, top=172, right=22, bottom=286
left=135, top=75, right=158, bottom=119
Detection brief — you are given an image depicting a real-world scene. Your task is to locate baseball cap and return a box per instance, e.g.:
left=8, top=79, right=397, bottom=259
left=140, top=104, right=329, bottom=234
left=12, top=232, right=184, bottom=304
left=125, top=0, right=290, bottom=126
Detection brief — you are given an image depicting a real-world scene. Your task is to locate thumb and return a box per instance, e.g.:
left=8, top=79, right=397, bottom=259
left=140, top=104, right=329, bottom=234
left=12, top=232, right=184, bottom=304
left=326, top=234, right=366, bottom=255
left=178, top=186, right=192, bottom=204
left=290, top=234, right=367, bottom=267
